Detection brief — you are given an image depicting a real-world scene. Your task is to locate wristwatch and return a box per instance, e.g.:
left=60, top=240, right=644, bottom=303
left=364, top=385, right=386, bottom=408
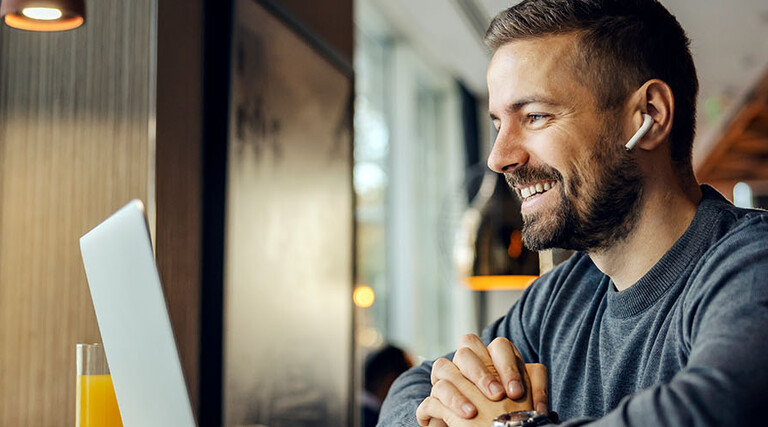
left=491, top=410, right=549, bottom=427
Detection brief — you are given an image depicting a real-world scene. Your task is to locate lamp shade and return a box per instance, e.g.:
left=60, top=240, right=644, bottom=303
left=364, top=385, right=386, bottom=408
left=454, top=171, right=539, bottom=290
left=2, top=0, right=85, bottom=31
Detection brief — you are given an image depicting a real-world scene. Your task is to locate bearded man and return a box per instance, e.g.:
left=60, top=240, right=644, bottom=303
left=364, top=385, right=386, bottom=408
left=378, top=0, right=768, bottom=425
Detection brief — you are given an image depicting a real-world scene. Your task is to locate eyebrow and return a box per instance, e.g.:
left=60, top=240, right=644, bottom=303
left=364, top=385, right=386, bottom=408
left=489, top=95, right=559, bottom=120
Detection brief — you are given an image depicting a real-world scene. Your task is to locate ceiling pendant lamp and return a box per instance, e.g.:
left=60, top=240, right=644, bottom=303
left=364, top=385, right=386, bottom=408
left=455, top=171, right=540, bottom=291
left=1, top=0, right=85, bottom=31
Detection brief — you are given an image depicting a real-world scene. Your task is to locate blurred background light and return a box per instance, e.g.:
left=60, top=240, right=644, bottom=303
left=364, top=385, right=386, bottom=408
left=354, top=285, right=376, bottom=308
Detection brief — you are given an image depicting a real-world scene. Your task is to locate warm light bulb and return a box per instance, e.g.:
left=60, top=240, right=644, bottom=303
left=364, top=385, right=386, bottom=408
left=21, top=7, right=63, bottom=21
left=353, top=285, right=375, bottom=308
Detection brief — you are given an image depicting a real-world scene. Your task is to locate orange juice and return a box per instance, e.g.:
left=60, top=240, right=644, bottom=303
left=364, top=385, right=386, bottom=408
left=76, top=374, right=124, bottom=427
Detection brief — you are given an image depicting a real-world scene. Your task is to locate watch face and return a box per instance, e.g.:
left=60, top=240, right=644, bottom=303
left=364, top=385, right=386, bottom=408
left=492, top=410, right=543, bottom=427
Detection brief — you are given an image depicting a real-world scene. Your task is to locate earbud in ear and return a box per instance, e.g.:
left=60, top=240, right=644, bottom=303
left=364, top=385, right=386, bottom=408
left=625, top=114, right=653, bottom=151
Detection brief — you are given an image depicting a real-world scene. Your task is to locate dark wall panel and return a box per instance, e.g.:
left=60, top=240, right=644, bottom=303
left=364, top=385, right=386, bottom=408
left=275, top=0, right=354, bottom=63
left=156, top=0, right=205, bottom=413
left=223, top=1, right=354, bottom=426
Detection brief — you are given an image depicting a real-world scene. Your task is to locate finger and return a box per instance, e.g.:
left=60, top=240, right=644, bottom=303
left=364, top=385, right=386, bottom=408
left=487, top=337, right=527, bottom=400
left=429, top=356, right=488, bottom=403
left=452, top=346, right=505, bottom=400
left=427, top=420, right=449, bottom=427
left=511, top=344, right=533, bottom=393
left=457, top=334, right=496, bottom=372
left=511, top=343, right=534, bottom=404
left=430, top=357, right=451, bottom=386
left=431, top=379, right=477, bottom=419
left=526, top=363, right=549, bottom=414
left=416, top=396, right=451, bottom=427
left=457, top=333, right=505, bottom=399
left=459, top=334, right=491, bottom=364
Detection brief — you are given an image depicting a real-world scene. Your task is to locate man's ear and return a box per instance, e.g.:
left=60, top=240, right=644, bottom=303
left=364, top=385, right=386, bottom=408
left=628, top=79, right=674, bottom=151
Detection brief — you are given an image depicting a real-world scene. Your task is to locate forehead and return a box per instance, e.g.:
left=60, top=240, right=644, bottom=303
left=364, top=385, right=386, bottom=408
left=487, top=35, right=592, bottom=111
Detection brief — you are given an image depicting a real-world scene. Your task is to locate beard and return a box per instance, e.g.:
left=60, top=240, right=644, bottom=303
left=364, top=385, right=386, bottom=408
left=506, top=123, right=643, bottom=252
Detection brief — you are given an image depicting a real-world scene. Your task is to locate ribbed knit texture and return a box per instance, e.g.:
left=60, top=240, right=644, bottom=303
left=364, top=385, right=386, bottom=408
left=605, top=192, right=718, bottom=318
left=379, top=186, right=768, bottom=426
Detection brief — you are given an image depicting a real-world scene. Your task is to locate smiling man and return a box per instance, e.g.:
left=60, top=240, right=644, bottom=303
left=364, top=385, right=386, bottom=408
left=378, top=0, right=768, bottom=426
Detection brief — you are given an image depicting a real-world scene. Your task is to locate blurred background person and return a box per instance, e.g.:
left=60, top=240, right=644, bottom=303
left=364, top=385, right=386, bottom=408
left=362, top=345, right=413, bottom=427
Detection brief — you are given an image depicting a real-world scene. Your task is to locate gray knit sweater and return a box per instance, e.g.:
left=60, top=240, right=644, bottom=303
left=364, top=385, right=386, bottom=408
left=379, top=186, right=768, bottom=426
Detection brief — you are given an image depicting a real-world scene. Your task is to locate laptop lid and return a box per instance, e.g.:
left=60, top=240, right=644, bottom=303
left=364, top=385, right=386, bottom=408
left=80, top=200, right=196, bottom=427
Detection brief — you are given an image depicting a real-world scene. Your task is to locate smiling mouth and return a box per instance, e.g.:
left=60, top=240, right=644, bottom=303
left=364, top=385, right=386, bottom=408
left=516, top=180, right=558, bottom=201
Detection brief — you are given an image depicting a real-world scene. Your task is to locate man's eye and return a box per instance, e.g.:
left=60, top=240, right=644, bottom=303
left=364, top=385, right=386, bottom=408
left=527, top=114, right=548, bottom=124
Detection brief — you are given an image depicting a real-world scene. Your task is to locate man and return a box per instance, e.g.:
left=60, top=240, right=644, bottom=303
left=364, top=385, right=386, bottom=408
left=378, top=0, right=768, bottom=425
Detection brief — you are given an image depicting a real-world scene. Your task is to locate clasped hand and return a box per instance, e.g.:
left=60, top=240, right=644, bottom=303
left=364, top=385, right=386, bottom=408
left=416, top=334, right=549, bottom=427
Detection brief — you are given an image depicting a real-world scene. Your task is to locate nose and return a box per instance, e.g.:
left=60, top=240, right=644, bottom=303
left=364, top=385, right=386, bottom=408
left=487, top=127, right=529, bottom=173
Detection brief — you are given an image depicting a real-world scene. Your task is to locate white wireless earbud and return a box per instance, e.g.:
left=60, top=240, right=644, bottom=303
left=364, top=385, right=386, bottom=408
left=625, top=113, right=653, bottom=151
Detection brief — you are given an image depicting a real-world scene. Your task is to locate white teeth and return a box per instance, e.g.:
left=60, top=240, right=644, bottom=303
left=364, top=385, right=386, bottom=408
left=520, top=181, right=556, bottom=200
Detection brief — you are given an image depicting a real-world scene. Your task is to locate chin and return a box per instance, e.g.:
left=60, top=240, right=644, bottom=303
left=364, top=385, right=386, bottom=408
left=521, top=216, right=565, bottom=251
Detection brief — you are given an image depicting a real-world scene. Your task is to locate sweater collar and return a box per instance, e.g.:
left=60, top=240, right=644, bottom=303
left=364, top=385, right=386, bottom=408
left=605, top=185, right=727, bottom=318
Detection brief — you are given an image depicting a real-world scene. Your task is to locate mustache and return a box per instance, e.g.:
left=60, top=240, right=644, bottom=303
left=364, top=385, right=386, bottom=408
left=504, top=164, right=563, bottom=188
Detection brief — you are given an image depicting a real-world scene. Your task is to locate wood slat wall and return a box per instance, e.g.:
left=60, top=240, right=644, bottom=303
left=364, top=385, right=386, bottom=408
left=0, top=1, right=155, bottom=425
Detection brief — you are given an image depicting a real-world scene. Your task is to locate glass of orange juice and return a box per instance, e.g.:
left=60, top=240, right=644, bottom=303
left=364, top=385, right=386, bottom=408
left=76, top=343, right=124, bottom=427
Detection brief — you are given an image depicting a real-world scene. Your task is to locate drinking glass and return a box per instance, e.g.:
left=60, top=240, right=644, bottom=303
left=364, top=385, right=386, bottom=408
left=76, top=343, right=124, bottom=427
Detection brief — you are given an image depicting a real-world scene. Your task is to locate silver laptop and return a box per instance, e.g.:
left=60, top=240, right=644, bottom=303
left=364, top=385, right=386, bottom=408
left=80, top=200, right=197, bottom=427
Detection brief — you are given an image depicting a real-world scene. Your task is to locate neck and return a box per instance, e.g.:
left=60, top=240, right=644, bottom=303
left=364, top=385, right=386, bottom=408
left=588, top=179, right=701, bottom=291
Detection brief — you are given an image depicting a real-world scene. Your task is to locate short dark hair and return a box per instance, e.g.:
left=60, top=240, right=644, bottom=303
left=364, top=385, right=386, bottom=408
left=485, top=0, right=699, bottom=171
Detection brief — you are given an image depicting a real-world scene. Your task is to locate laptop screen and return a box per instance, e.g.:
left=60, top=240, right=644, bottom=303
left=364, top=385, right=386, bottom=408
left=80, top=200, right=196, bottom=427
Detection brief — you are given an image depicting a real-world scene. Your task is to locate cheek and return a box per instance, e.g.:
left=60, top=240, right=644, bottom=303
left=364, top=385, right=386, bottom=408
left=565, top=141, right=610, bottom=215
left=524, top=131, right=568, bottom=167
left=525, top=129, right=581, bottom=182
left=531, top=133, right=599, bottom=206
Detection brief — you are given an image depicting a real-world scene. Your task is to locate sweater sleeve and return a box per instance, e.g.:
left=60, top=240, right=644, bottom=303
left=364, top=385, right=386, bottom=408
left=553, top=216, right=768, bottom=426
left=376, top=312, right=538, bottom=426
left=376, top=256, right=578, bottom=427
left=377, top=320, right=537, bottom=426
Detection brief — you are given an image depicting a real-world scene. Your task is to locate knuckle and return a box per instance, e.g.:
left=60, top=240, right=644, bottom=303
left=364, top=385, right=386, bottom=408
left=459, top=333, right=481, bottom=346
left=432, top=358, right=453, bottom=378
left=419, top=396, right=435, bottom=412
left=488, top=336, right=511, bottom=350
left=453, top=347, right=473, bottom=362
left=416, top=400, right=431, bottom=424
left=432, top=357, right=450, bottom=371
left=416, top=398, right=427, bottom=413
left=417, top=397, right=427, bottom=411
